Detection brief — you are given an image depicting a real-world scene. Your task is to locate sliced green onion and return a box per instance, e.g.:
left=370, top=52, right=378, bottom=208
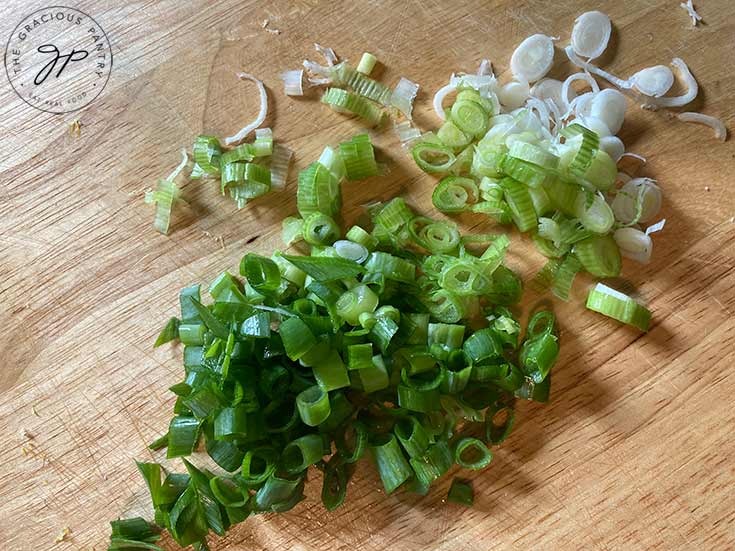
left=297, top=161, right=341, bottom=218
left=574, top=235, right=621, bottom=278
left=501, top=156, right=550, bottom=188
left=507, top=141, right=559, bottom=169
left=485, top=401, right=515, bottom=444
left=499, top=177, right=537, bottom=232
left=296, top=385, right=331, bottom=426
left=450, top=98, right=489, bottom=137
left=339, top=134, right=379, bottom=180
left=357, top=52, right=377, bottom=75
left=312, top=349, right=350, bottom=391
left=282, top=217, right=304, bottom=246
left=322, top=88, right=384, bottom=126
left=322, top=456, right=350, bottom=511
left=336, top=421, right=368, bottom=463
left=373, top=197, right=414, bottom=231
left=282, top=434, right=324, bottom=474
left=412, top=140, right=456, bottom=173
left=240, top=253, right=281, bottom=294
left=154, top=317, right=180, bottom=348
left=409, top=441, right=452, bottom=487
left=334, top=240, right=369, bottom=263
left=144, top=178, right=180, bottom=235
left=447, top=478, right=473, bottom=506
left=347, top=342, right=374, bottom=370
left=254, top=473, right=304, bottom=511
left=454, top=437, right=493, bottom=469
left=193, top=135, right=222, bottom=175
left=357, top=355, right=391, bottom=392
left=332, top=63, right=392, bottom=105
left=551, top=254, right=582, bottom=301
left=345, top=225, right=378, bottom=251
left=574, top=191, right=614, bottom=234
left=397, top=385, right=440, bottom=412
left=166, top=416, right=200, bottom=458
left=437, top=119, right=472, bottom=148
left=279, top=317, right=316, bottom=360
left=586, top=283, right=652, bottom=331
left=336, top=284, right=379, bottom=326
left=394, top=415, right=430, bottom=458
left=432, top=177, right=479, bottom=213
left=280, top=254, right=364, bottom=281
left=241, top=447, right=278, bottom=484
left=364, top=252, right=416, bottom=283
left=369, top=433, right=413, bottom=494
left=303, top=212, right=340, bottom=246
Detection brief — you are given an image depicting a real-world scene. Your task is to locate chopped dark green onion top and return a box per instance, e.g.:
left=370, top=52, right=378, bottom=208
left=115, top=128, right=562, bottom=550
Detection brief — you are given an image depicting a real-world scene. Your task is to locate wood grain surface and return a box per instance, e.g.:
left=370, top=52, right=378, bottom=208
left=1, top=1, right=734, bottom=549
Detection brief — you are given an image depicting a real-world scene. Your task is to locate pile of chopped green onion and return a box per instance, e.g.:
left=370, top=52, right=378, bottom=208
left=113, top=9, right=729, bottom=548
left=112, top=131, right=562, bottom=550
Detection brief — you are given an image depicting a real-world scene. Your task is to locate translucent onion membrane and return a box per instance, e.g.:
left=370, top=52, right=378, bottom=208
left=391, top=77, right=420, bottom=119
left=561, top=73, right=597, bottom=111
left=510, top=34, right=555, bottom=83
left=225, top=73, right=268, bottom=146
left=680, top=0, right=703, bottom=26
left=281, top=69, right=304, bottom=96
left=613, top=227, right=652, bottom=263
left=314, top=43, right=338, bottom=66
left=571, top=11, right=611, bottom=59
left=677, top=112, right=728, bottom=141
left=612, top=178, right=662, bottom=224
left=394, top=120, right=422, bottom=147
left=530, top=78, right=569, bottom=113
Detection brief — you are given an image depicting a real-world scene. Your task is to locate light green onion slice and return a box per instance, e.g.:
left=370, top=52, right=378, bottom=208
left=303, top=212, right=340, bottom=246
left=321, top=88, right=384, bottom=126
left=574, top=191, right=614, bottom=234
left=318, top=146, right=346, bottom=181
left=357, top=52, right=377, bottom=75
left=282, top=216, right=304, bottom=246
left=574, top=235, right=621, bottom=278
left=412, top=140, right=456, bottom=173
left=551, top=254, right=582, bottom=301
left=296, top=385, right=331, bottom=426
left=499, top=177, right=537, bottom=232
left=450, top=98, right=489, bottom=137
left=331, top=63, right=392, bottom=105
left=507, top=141, right=559, bottom=169
left=334, top=240, right=369, bottom=263
left=586, top=283, right=652, bottom=331
left=336, top=284, right=379, bottom=326
left=297, top=162, right=341, bottom=218
left=432, top=177, right=479, bottom=213
left=193, top=135, right=222, bottom=175
left=339, top=134, right=378, bottom=180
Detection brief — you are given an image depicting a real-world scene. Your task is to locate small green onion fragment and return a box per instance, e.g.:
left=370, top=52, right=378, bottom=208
left=447, top=478, right=473, bottom=507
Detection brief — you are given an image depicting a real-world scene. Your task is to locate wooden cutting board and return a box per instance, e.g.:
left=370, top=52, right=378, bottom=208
left=1, top=1, right=733, bottom=549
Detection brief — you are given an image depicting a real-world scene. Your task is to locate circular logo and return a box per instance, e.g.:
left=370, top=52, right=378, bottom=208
left=4, top=6, right=112, bottom=114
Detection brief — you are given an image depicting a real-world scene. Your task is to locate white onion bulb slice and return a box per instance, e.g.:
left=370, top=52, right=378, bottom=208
left=571, top=11, right=612, bottom=60
left=631, top=66, right=674, bottom=97
left=510, top=34, right=555, bottom=83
